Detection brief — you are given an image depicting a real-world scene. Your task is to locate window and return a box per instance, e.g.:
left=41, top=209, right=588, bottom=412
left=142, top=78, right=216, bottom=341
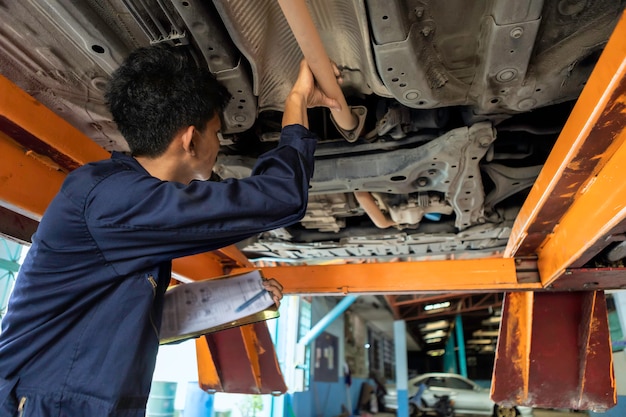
left=446, top=377, right=474, bottom=390
left=0, top=238, right=25, bottom=332
left=426, top=377, right=447, bottom=388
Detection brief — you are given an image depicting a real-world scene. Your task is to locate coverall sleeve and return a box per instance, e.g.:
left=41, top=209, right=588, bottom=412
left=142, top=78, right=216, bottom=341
left=85, top=124, right=316, bottom=272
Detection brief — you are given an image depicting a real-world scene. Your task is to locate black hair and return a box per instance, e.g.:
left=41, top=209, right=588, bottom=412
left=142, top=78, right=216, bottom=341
left=105, top=44, right=231, bottom=157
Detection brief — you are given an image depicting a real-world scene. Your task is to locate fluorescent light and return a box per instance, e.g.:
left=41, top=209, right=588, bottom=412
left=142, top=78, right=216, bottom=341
left=425, top=337, right=443, bottom=344
left=421, top=320, right=449, bottom=331
left=472, top=330, right=499, bottom=338
left=424, top=301, right=450, bottom=311
left=481, top=316, right=501, bottom=325
left=466, top=339, right=492, bottom=345
left=480, top=345, right=495, bottom=353
left=427, top=349, right=445, bottom=356
left=423, top=330, right=447, bottom=339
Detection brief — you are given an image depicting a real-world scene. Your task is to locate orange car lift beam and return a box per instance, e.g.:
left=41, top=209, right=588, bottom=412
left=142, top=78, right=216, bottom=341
left=231, top=258, right=542, bottom=295
left=493, top=10, right=625, bottom=411
left=505, top=10, right=626, bottom=266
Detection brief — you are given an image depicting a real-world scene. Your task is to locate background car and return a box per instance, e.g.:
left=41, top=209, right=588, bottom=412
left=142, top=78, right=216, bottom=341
left=385, top=372, right=533, bottom=417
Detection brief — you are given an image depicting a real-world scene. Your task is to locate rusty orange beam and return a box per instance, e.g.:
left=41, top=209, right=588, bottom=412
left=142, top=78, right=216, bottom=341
left=491, top=292, right=533, bottom=405
left=492, top=291, right=615, bottom=410
left=0, top=206, right=39, bottom=244
left=235, top=258, right=542, bottom=295
left=505, top=10, right=626, bottom=258
left=0, top=74, right=109, bottom=171
left=0, top=132, right=65, bottom=220
left=538, top=127, right=626, bottom=285
left=172, top=252, right=226, bottom=283
left=215, top=246, right=254, bottom=268
left=198, top=322, right=288, bottom=395
left=0, top=73, right=107, bottom=219
left=196, top=335, right=223, bottom=393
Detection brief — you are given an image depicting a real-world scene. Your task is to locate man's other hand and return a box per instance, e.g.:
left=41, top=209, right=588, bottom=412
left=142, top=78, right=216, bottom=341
left=262, top=278, right=284, bottom=308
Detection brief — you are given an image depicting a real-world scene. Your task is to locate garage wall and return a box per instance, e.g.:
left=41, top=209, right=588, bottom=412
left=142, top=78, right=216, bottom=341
left=290, top=297, right=385, bottom=417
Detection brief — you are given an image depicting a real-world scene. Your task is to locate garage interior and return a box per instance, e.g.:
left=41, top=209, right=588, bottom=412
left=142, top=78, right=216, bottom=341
left=1, top=1, right=626, bottom=417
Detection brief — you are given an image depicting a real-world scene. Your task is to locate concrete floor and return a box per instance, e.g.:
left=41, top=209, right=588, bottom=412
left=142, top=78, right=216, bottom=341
left=534, top=410, right=589, bottom=417
left=375, top=409, right=588, bottom=417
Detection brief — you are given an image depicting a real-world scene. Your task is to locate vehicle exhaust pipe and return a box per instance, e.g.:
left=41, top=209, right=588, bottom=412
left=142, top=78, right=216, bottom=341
left=354, top=192, right=396, bottom=229
left=277, top=0, right=363, bottom=140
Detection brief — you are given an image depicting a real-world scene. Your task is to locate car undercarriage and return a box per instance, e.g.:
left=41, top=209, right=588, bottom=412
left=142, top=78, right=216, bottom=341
left=1, top=0, right=624, bottom=264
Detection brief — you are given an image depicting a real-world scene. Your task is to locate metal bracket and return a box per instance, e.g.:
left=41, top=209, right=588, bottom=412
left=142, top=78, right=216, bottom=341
left=331, top=105, right=367, bottom=142
left=514, top=257, right=539, bottom=284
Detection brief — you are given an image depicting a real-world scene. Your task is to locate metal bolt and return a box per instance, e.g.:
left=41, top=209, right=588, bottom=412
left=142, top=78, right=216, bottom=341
left=414, top=7, right=424, bottom=18
left=416, top=177, right=429, bottom=187
left=510, top=27, right=524, bottom=38
left=478, top=136, right=492, bottom=147
left=421, top=26, right=432, bottom=37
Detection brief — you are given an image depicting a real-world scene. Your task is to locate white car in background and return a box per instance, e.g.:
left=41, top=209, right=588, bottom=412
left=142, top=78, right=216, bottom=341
left=385, top=372, right=533, bottom=417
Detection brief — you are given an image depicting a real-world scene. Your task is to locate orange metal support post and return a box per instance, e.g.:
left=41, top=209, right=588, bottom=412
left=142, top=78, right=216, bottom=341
left=492, top=291, right=616, bottom=411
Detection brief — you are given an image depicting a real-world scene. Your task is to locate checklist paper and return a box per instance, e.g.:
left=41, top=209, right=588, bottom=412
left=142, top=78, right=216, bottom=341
left=159, top=269, right=277, bottom=344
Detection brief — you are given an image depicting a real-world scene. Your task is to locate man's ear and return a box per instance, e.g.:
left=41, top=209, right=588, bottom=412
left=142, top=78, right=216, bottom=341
left=180, top=126, right=196, bottom=156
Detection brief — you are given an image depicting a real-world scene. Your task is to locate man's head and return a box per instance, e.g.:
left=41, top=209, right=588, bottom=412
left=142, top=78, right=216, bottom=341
left=106, top=44, right=231, bottom=158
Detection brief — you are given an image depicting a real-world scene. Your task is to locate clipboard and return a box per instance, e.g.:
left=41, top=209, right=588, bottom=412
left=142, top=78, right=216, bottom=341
left=159, top=269, right=279, bottom=344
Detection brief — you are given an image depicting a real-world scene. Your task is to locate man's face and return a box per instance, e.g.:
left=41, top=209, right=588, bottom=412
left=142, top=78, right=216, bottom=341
left=192, top=114, right=222, bottom=181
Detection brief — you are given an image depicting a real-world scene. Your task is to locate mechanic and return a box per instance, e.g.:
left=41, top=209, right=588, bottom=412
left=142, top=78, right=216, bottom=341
left=0, top=44, right=340, bottom=416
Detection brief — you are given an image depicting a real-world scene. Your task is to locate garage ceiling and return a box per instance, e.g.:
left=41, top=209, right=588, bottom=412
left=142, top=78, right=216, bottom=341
left=349, top=292, right=503, bottom=355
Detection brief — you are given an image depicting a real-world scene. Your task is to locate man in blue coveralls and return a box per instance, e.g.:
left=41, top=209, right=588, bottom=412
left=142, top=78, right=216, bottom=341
left=0, top=44, right=340, bottom=416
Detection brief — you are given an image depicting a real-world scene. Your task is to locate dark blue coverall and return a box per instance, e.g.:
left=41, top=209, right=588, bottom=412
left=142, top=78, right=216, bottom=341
left=0, top=124, right=316, bottom=416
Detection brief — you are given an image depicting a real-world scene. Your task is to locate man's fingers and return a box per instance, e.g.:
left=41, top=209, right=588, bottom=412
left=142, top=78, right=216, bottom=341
left=263, top=278, right=284, bottom=308
left=263, top=278, right=283, bottom=292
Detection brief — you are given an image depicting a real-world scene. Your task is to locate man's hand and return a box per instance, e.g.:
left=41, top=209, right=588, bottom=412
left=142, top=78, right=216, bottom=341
left=282, top=59, right=342, bottom=128
left=291, top=59, right=342, bottom=110
left=262, top=278, right=284, bottom=308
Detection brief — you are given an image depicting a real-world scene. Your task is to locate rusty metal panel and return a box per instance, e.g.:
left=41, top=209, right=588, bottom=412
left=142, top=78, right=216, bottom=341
left=0, top=206, right=38, bottom=245
left=549, top=268, right=626, bottom=291
left=491, top=292, right=533, bottom=406
left=492, top=291, right=616, bottom=410
left=198, top=322, right=288, bottom=395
